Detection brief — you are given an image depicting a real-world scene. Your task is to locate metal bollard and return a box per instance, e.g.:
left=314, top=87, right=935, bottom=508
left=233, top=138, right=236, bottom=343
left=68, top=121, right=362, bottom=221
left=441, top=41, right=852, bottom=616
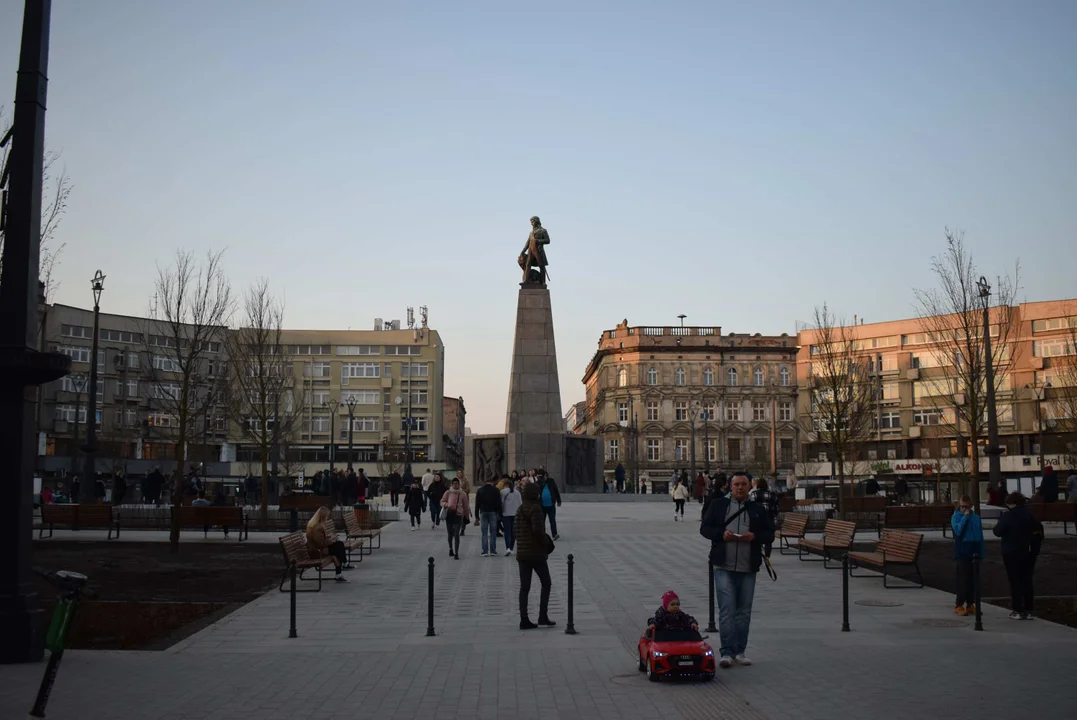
left=289, top=508, right=298, bottom=533
left=288, top=562, right=297, bottom=638
left=565, top=554, right=578, bottom=635
left=426, top=557, right=436, bottom=637
left=973, top=554, right=983, bottom=632
left=705, top=561, right=718, bottom=633
left=841, top=553, right=850, bottom=632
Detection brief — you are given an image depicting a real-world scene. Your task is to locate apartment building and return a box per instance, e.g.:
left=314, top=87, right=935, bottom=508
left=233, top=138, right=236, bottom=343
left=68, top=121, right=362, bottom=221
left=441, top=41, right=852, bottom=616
left=580, top=319, right=799, bottom=490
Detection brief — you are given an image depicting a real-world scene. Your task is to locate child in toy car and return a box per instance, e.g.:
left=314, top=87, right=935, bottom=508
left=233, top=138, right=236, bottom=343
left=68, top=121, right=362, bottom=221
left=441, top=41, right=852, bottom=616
left=647, top=591, right=699, bottom=632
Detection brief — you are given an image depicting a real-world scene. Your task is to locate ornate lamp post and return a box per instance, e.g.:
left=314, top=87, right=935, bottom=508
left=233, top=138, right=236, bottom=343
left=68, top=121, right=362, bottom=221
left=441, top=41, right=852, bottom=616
left=81, top=270, right=106, bottom=501
left=68, top=372, right=86, bottom=475
left=703, top=401, right=711, bottom=475
left=324, top=398, right=340, bottom=474
left=977, top=276, right=1003, bottom=495
left=689, top=399, right=701, bottom=486
left=345, top=395, right=357, bottom=470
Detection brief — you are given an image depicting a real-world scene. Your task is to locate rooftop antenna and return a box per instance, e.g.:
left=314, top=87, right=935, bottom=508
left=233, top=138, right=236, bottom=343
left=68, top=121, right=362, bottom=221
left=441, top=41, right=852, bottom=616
left=677, top=314, right=687, bottom=327
left=407, top=306, right=415, bottom=329
left=420, top=305, right=428, bottom=329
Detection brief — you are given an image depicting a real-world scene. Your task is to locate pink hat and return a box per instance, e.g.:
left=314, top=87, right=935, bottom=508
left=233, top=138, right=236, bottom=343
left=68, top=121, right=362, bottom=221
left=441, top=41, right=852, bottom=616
left=662, top=590, right=679, bottom=609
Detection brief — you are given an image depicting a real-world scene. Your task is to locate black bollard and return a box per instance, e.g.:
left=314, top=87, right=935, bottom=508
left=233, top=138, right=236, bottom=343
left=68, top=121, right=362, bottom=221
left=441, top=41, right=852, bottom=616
left=973, top=554, right=983, bottom=632
left=289, top=508, right=298, bottom=533
left=841, top=553, right=850, bottom=632
left=288, top=562, right=297, bottom=638
left=426, top=557, right=436, bottom=637
left=705, top=561, right=718, bottom=633
left=565, top=554, right=578, bottom=635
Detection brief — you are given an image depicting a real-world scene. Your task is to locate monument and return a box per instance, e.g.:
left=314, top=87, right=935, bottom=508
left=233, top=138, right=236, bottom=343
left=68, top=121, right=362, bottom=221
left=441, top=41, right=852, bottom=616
left=466, top=218, right=602, bottom=492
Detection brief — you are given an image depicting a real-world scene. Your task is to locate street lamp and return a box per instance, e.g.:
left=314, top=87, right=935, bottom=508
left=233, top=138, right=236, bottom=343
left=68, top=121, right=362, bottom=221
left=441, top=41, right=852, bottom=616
left=677, top=314, right=687, bottom=328
left=703, top=400, right=711, bottom=474
left=1025, top=381, right=1051, bottom=475
left=345, top=395, right=357, bottom=470
left=689, top=399, right=701, bottom=486
left=82, top=270, right=105, bottom=502
left=68, top=373, right=87, bottom=476
left=324, top=398, right=339, bottom=474
left=976, top=276, right=1003, bottom=496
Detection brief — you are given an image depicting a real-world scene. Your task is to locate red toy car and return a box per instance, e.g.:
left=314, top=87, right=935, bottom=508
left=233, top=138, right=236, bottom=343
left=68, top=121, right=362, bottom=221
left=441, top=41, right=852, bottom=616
left=638, top=627, right=716, bottom=681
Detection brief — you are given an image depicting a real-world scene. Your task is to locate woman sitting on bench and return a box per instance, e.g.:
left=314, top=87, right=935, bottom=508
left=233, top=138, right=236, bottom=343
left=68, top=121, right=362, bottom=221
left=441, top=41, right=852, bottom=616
left=306, top=507, right=353, bottom=582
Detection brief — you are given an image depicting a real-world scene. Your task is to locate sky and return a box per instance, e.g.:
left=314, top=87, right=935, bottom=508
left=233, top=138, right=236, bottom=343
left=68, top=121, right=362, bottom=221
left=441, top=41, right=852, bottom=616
left=2, top=1, right=1075, bottom=434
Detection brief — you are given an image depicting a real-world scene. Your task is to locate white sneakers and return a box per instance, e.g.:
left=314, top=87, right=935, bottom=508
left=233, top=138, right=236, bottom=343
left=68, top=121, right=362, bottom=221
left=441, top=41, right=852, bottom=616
left=481, top=552, right=489, bottom=557
left=718, top=656, right=733, bottom=668
left=734, top=654, right=752, bottom=666
left=674, top=515, right=679, bottom=522
left=719, top=654, right=751, bottom=667
left=506, top=549, right=513, bottom=556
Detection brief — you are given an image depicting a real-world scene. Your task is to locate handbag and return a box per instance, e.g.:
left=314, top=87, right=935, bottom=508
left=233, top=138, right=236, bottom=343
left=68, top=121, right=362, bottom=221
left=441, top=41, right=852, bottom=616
left=543, top=532, right=556, bottom=555
left=439, top=506, right=448, bottom=521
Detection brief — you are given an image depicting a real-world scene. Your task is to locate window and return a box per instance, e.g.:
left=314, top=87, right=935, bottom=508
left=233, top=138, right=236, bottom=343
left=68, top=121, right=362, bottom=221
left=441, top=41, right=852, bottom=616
left=646, top=438, right=661, bottom=461
left=149, top=335, right=177, bottom=349
left=115, top=408, right=138, bottom=427
left=675, top=439, right=689, bottom=461
left=147, top=411, right=176, bottom=428
left=754, top=367, right=764, bottom=386
left=311, top=416, right=330, bottom=433
left=779, top=367, right=790, bottom=386
left=675, top=401, right=688, bottom=421
left=56, top=405, right=101, bottom=424
left=675, top=367, right=686, bottom=386
left=57, top=345, right=91, bottom=364
left=61, top=324, right=92, bottom=339
left=347, top=417, right=380, bottom=432
left=1032, top=317, right=1077, bottom=332
left=122, top=352, right=140, bottom=369
left=754, top=438, right=767, bottom=462
left=727, top=367, right=738, bottom=386
left=753, top=401, right=767, bottom=421
left=607, top=438, right=620, bottom=461
left=882, top=382, right=900, bottom=401
left=207, top=341, right=221, bottom=353
left=100, top=328, right=142, bottom=344
left=410, top=390, right=429, bottom=405
left=725, top=403, right=741, bottom=422
left=878, top=355, right=899, bottom=372
left=152, top=355, right=180, bottom=373
left=402, top=363, right=430, bottom=377
left=913, top=379, right=949, bottom=403
left=289, top=345, right=331, bottom=355
left=705, top=439, right=717, bottom=462
left=726, top=437, right=741, bottom=462
left=60, top=375, right=87, bottom=394
left=383, top=363, right=393, bottom=377
left=779, top=401, right=793, bottom=422
left=617, top=402, right=629, bottom=424
left=335, top=345, right=380, bottom=356
left=414, top=416, right=430, bottom=432
left=153, top=382, right=180, bottom=400
left=780, top=438, right=795, bottom=462
left=1033, top=339, right=1075, bottom=358
left=646, top=367, right=658, bottom=385
left=880, top=411, right=901, bottom=430
left=913, top=409, right=942, bottom=425
left=646, top=401, right=659, bottom=422
left=618, top=367, right=628, bottom=387
left=341, top=389, right=379, bottom=405
left=703, top=402, right=717, bottom=421
left=114, top=379, right=138, bottom=398
left=385, top=345, right=422, bottom=356
left=703, top=368, right=714, bottom=386
left=341, top=362, right=379, bottom=379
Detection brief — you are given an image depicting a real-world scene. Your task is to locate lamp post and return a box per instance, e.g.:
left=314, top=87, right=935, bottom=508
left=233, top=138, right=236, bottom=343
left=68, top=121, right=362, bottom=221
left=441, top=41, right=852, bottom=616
left=689, top=400, right=701, bottom=485
left=324, top=398, right=339, bottom=474
left=977, top=276, right=1002, bottom=496
left=703, top=401, right=711, bottom=475
left=68, top=373, right=87, bottom=475
left=345, top=395, right=357, bottom=470
left=81, top=270, right=106, bottom=501
left=1026, top=381, right=1051, bottom=475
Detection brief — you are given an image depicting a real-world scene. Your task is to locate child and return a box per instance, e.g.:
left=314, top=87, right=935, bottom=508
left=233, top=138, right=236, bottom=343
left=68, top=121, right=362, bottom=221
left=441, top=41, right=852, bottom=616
left=648, top=591, right=698, bottom=631
left=951, top=495, right=984, bottom=616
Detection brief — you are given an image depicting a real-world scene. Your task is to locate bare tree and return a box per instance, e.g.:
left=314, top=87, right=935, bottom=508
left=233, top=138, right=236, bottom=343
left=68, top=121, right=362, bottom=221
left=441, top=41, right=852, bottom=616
left=224, top=279, right=302, bottom=527
left=799, top=304, right=877, bottom=518
left=141, top=249, right=233, bottom=552
left=913, top=230, right=1020, bottom=510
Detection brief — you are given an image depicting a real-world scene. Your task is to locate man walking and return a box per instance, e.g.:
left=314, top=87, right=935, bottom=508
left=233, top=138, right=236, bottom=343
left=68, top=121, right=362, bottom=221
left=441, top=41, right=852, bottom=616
left=475, top=475, right=503, bottom=557
left=537, top=472, right=562, bottom=540
left=615, top=462, right=626, bottom=494
left=700, top=472, right=774, bottom=668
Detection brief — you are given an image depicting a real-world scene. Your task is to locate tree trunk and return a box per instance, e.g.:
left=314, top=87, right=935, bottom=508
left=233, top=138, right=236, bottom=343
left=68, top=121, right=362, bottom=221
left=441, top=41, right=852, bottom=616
left=169, top=433, right=185, bottom=554
left=259, top=447, right=269, bottom=530
left=836, top=453, right=846, bottom=520
left=969, top=440, right=981, bottom=513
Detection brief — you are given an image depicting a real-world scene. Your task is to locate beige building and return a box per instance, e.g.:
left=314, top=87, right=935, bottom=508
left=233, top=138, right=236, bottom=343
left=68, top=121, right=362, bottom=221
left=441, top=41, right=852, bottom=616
left=794, top=299, right=1077, bottom=486
left=580, top=320, right=799, bottom=489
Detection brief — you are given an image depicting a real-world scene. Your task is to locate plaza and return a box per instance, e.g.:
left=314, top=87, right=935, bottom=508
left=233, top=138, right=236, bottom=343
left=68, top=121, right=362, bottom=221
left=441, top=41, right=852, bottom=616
left=2, top=502, right=1073, bottom=720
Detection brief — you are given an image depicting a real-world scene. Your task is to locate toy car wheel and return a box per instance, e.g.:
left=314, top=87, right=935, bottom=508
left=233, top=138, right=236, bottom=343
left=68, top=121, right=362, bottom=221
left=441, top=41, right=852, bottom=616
left=704, top=673, right=716, bottom=682
left=646, top=656, right=660, bottom=682
left=638, top=651, right=646, bottom=672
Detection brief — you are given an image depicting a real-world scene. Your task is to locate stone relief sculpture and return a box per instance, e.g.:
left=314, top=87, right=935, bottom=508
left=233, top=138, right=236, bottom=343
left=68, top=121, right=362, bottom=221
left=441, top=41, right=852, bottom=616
left=475, top=437, right=505, bottom=485
left=564, top=436, right=596, bottom=487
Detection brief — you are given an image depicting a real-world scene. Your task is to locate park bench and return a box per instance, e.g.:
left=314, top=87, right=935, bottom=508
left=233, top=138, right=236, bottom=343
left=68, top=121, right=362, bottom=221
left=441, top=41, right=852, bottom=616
left=277, top=531, right=336, bottom=592
left=842, top=496, right=887, bottom=536
left=324, top=518, right=365, bottom=563
left=174, top=505, right=248, bottom=540
left=884, top=505, right=952, bottom=536
left=1027, top=501, right=1076, bottom=535
left=38, top=504, right=119, bottom=539
left=848, top=528, right=924, bottom=588
left=797, top=518, right=856, bottom=568
left=279, top=494, right=334, bottom=512
left=775, top=512, right=809, bottom=555
left=343, top=510, right=381, bottom=556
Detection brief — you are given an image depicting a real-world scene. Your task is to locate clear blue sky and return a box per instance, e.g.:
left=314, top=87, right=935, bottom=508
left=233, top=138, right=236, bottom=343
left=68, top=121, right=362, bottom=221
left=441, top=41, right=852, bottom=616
left=2, top=1, right=1075, bottom=434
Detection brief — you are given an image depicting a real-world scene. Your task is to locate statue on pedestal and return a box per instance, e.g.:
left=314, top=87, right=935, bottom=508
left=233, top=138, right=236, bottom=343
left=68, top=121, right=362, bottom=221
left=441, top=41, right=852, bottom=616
left=517, top=216, right=550, bottom=285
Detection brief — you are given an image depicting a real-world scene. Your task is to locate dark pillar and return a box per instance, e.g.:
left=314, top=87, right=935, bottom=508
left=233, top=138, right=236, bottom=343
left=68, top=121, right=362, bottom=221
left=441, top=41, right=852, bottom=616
left=0, top=0, right=71, bottom=664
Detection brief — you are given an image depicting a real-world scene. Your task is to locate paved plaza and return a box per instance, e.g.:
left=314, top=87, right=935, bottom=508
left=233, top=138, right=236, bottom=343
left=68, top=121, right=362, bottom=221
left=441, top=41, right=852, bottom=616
left=2, top=502, right=1074, bottom=720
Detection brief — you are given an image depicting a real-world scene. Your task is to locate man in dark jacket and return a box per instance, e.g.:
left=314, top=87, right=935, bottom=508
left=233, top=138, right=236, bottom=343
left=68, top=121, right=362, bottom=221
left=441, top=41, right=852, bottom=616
left=475, top=476, right=503, bottom=556
left=615, top=463, right=626, bottom=494
left=1038, top=466, right=1059, bottom=503
left=536, top=473, right=562, bottom=540
left=427, top=476, right=447, bottom=528
left=700, top=472, right=774, bottom=668
left=993, top=493, right=1044, bottom=619
left=392, top=469, right=406, bottom=507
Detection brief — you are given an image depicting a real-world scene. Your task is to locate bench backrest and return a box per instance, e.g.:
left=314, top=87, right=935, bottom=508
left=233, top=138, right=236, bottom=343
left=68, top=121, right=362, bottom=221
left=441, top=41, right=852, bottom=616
left=42, top=504, right=77, bottom=524
left=861, top=496, right=887, bottom=512
left=877, top=529, right=923, bottom=562
left=778, top=496, right=796, bottom=513
left=921, top=505, right=954, bottom=525
left=279, top=531, right=308, bottom=563
left=79, top=505, right=114, bottom=527
left=885, top=506, right=921, bottom=526
left=823, top=518, right=857, bottom=543
left=780, top=512, right=809, bottom=535
left=279, top=494, right=333, bottom=511
left=1029, top=503, right=1076, bottom=522
left=343, top=511, right=363, bottom=536
left=178, top=505, right=242, bottom=525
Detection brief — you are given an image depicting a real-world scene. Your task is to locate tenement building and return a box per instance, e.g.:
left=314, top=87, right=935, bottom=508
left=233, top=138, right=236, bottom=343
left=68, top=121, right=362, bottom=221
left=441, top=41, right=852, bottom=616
left=794, top=299, right=1077, bottom=493
left=579, top=320, right=799, bottom=491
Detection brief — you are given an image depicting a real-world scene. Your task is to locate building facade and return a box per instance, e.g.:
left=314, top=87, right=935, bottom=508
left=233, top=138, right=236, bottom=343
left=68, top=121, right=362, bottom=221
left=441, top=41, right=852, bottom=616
left=794, top=299, right=1077, bottom=486
left=580, top=320, right=799, bottom=488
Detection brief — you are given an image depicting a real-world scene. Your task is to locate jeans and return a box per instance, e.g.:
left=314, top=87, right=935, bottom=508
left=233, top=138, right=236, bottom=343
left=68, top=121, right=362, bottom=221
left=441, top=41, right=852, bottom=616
left=518, top=558, right=552, bottom=620
left=674, top=499, right=685, bottom=516
left=954, top=556, right=974, bottom=607
left=502, top=516, right=516, bottom=551
left=446, top=512, right=462, bottom=555
left=1003, top=552, right=1035, bottom=614
left=542, top=505, right=558, bottom=536
left=430, top=502, right=440, bottom=526
left=714, top=569, right=757, bottom=658
left=481, top=512, right=499, bottom=554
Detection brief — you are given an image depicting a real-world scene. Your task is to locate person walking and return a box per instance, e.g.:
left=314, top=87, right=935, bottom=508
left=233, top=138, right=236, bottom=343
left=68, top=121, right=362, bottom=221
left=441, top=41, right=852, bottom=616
left=475, top=474, right=503, bottom=557
left=306, top=506, right=352, bottom=581
left=700, top=472, right=774, bottom=668
left=951, top=495, right=985, bottom=616
left=748, top=477, right=780, bottom=556
left=694, top=472, right=707, bottom=504
left=671, top=477, right=690, bottom=521
left=615, top=462, right=626, bottom=494
left=390, top=468, right=405, bottom=508
left=993, top=492, right=1044, bottom=619
left=1038, top=466, right=1059, bottom=503
left=501, top=477, right=522, bottom=556
left=1068, top=469, right=1077, bottom=503
left=537, top=472, right=562, bottom=540
left=515, top=483, right=555, bottom=629
left=404, top=479, right=426, bottom=530
left=112, top=472, right=127, bottom=507
left=356, top=468, right=369, bottom=503
left=427, top=475, right=446, bottom=529
left=440, top=478, right=471, bottom=559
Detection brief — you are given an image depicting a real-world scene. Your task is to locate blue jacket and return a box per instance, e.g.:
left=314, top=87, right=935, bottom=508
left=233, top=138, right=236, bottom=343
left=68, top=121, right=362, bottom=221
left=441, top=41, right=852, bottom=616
left=951, top=510, right=985, bottom=560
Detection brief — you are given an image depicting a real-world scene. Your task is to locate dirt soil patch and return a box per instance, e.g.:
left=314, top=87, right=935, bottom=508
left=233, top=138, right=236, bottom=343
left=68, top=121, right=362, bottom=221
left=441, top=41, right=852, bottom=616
left=33, top=541, right=282, bottom=649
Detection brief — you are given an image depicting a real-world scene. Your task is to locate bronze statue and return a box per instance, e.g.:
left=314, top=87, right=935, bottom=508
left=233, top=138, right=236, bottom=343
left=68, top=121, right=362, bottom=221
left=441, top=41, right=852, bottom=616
left=518, top=216, right=550, bottom=284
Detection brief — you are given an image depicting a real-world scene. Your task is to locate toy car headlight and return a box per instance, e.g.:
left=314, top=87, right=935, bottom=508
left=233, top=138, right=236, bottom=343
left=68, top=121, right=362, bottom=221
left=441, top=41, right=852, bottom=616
left=653, top=651, right=667, bottom=657
left=703, top=650, right=714, bottom=656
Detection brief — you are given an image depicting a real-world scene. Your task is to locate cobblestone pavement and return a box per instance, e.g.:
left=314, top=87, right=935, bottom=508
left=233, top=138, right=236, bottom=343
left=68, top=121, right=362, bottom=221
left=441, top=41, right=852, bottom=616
left=3, top=502, right=1074, bottom=719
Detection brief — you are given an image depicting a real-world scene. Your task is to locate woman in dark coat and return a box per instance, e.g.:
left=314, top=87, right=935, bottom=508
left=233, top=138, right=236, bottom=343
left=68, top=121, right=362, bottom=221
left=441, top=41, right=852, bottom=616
left=515, top=483, right=554, bottom=630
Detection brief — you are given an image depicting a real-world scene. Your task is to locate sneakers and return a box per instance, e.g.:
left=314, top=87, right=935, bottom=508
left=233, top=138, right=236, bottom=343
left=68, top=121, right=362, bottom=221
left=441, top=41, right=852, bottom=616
left=1023, top=612, right=1036, bottom=621
left=967, top=604, right=976, bottom=615
left=553, top=534, right=560, bottom=541
left=520, top=619, right=538, bottom=630
left=674, top=515, right=679, bottom=522
left=334, top=575, right=348, bottom=583
left=1008, top=611, right=1022, bottom=620
left=718, top=656, right=733, bottom=668
left=410, top=527, right=416, bottom=532
left=342, top=564, right=356, bottom=571
left=454, top=553, right=460, bottom=560
left=505, top=549, right=513, bottom=557
left=481, top=552, right=489, bottom=557
left=538, top=617, right=557, bottom=627
left=954, top=606, right=968, bottom=616
left=734, top=654, right=752, bottom=666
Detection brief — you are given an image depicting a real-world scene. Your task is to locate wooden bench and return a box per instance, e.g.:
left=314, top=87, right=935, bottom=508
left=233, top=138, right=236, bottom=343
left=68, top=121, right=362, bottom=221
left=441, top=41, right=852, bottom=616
left=324, top=518, right=364, bottom=563
left=797, top=518, right=857, bottom=568
left=776, top=512, right=809, bottom=555
left=174, top=505, right=248, bottom=540
left=278, top=531, right=336, bottom=592
left=343, top=509, right=381, bottom=556
left=1028, top=501, right=1076, bottom=535
left=38, top=504, right=119, bottom=539
left=279, top=494, right=334, bottom=512
left=848, top=528, right=924, bottom=588
left=884, top=505, right=952, bottom=536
